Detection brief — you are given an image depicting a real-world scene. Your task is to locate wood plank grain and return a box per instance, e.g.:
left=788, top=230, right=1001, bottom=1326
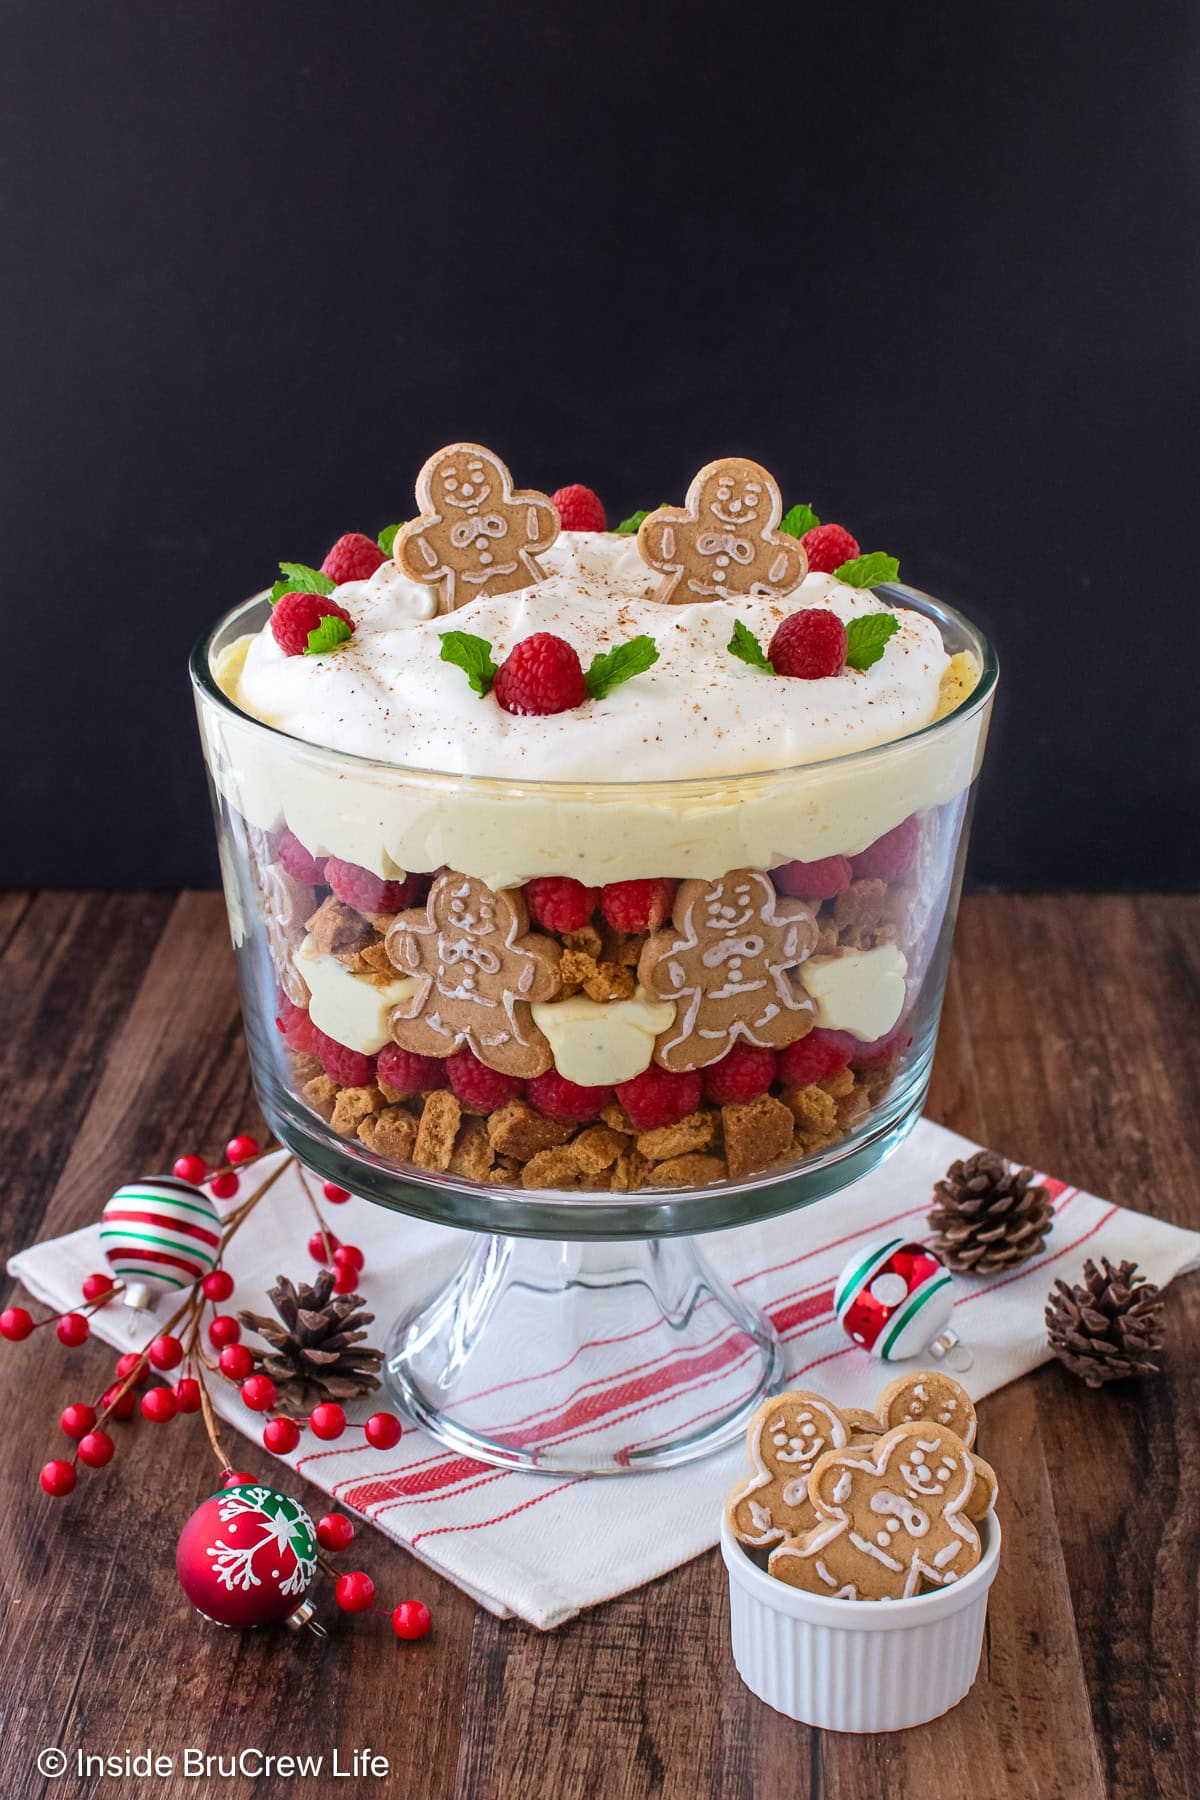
left=0, top=894, right=1197, bottom=1800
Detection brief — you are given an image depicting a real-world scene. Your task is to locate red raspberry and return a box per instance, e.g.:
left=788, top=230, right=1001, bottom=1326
left=703, top=1043, right=778, bottom=1104
left=778, top=1029, right=854, bottom=1086
left=773, top=855, right=853, bottom=900
left=851, top=815, right=920, bottom=882
left=270, top=591, right=355, bottom=658
left=801, top=523, right=860, bottom=574
left=525, top=876, right=599, bottom=933
left=615, top=1064, right=703, bottom=1131
left=325, top=857, right=419, bottom=914
left=768, top=609, right=847, bottom=679
left=276, top=998, right=316, bottom=1056
left=311, top=1027, right=376, bottom=1088
left=849, top=1021, right=912, bottom=1070
left=321, top=532, right=387, bottom=585
left=278, top=828, right=326, bottom=884
left=377, top=1044, right=448, bottom=1095
left=445, top=1047, right=525, bottom=1110
left=600, top=878, right=677, bottom=933
left=527, top=1069, right=612, bottom=1123
left=494, top=634, right=587, bottom=716
left=551, top=484, right=607, bottom=532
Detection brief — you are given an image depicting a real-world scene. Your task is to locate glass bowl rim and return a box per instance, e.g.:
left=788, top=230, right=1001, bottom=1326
left=189, top=581, right=998, bottom=794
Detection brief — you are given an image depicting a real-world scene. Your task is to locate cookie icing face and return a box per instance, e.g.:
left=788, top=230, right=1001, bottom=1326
left=875, top=1370, right=978, bottom=1448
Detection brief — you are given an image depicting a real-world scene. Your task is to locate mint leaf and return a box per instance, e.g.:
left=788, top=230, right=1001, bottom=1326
left=615, top=505, right=667, bottom=535
left=269, top=561, right=335, bottom=605
left=780, top=502, right=821, bottom=539
left=303, top=614, right=353, bottom=656
left=439, top=629, right=498, bottom=697
left=727, top=619, right=775, bottom=674
left=844, top=612, right=900, bottom=671
left=834, top=552, right=900, bottom=590
left=585, top=635, right=659, bottom=699
left=377, top=523, right=402, bottom=556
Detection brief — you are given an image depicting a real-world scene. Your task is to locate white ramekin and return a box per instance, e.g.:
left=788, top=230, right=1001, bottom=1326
left=721, top=1510, right=1001, bottom=1732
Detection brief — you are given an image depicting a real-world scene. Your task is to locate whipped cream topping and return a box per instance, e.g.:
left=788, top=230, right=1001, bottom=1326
left=229, top=533, right=950, bottom=780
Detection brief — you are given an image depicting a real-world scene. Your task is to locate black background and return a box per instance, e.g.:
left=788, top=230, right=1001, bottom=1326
left=4, top=2, right=1196, bottom=891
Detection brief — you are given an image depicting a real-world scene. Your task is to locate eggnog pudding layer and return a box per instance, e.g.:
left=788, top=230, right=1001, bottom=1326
left=194, top=450, right=996, bottom=1202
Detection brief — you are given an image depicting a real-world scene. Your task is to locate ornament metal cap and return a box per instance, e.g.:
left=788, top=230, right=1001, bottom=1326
left=285, top=1600, right=327, bottom=1638
left=121, top=1281, right=158, bottom=1312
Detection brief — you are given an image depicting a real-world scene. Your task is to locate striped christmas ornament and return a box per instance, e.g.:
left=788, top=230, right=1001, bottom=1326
left=101, top=1177, right=223, bottom=1306
left=834, top=1237, right=955, bottom=1360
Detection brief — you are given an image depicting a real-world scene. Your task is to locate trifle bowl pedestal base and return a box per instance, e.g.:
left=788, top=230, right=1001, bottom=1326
left=382, top=1232, right=784, bottom=1475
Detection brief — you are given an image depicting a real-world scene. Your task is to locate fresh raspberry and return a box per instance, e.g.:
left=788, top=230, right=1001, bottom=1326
left=768, top=609, right=847, bottom=679
left=778, top=1029, right=854, bottom=1086
left=527, top=1069, right=612, bottom=1123
left=270, top=591, right=355, bottom=658
left=278, top=828, right=326, bottom=884
left=525, top=875, right=599, bottom=933
left=703, top=1043, right=778, bottom=1104
left=276, top=998, right=316, bottom=1056
left=377, top=1044, right=448, bottom=1095
left=311, top=1027, right=376, bottom=1088
left=772, top=855, right=853, bottom=900
left=494, top=634, right=587, bottom=716
left=849, top=1020, right=912, bottom=1070
left=552, top=484, right=607, bottom=532
left=321, top=532, right=387, bottom=585
left=445, top=1047, right=525, bottom=1110
left=851, top=815, right=920, bottom=882
left=325, top=857, right=419, bottom=914
left=600, top=878, right=677, bottom=933
left=615, top=1064, right=703, bottom=1131
left=801, top=523, right=860, bottom=574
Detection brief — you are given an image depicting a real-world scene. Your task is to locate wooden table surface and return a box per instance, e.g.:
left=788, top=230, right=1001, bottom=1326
left=2, top=892, right=1197, bottom=1800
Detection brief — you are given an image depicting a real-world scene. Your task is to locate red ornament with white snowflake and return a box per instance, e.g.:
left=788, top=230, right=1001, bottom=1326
left=176, top=1482, right=320, bottom=1632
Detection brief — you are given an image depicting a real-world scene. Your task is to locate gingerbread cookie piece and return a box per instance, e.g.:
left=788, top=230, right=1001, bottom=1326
left=385, top=873, right=562, bottom=1077
left=875, top=1370, right=978, bottom=1447
left=725, top=1391, right=851, bottom=1548
left=394, top=443, right=560, bottom=613
left=638, top=870, right=819, bottom=1071
left=768, top=1420, right=996, bottom=1601
left=636, top=457, right=807, bottom=605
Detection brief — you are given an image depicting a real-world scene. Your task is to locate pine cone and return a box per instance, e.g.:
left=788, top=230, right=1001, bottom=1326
left=1045, top=1257, right=1165, bottom=1388
left=238, top=1271, right=384, bottom=1405
left=928, top=1150, right=1053, bottom=1274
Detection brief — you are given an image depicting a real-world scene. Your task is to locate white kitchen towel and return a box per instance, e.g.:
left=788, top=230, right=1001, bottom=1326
left=11, top=1119, right=1199, bottom=1630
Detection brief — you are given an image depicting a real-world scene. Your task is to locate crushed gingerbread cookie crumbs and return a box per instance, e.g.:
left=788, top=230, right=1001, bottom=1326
left=301, top=1073, right=338, bottom=1121
left=582, top=961, right=637, bottom=1003
left=358, top=1106, right=418, bottom=1161
left=645, top=1152, right=727, bottom=1188
left=305, top=895, right=376, bottom=959
left=330, top=1084, right=385, bottom=1137
left=722, top=1095, right=795, bottom=1181
left=636, top=1110, right=717, bottom=1163
left=413, top=1090, right=462, bottom=1171
left=448, top=1115, right=495, bottom=1181
left=487, top=1099, right=574, bottom=1161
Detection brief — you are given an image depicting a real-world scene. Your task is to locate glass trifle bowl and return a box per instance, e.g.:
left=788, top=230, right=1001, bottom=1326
left=190, top=500, right=996, bottom=1474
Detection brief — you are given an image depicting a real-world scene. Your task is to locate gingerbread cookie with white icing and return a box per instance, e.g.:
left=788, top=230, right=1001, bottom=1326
left=636, top=457, right=808, bottom=605
left=725, top=1390, right=852, bottom=1548
left=394, top=443, right=560, bottom=613
left=768, top=1420, right=997, bottom=1600
left=638, top=870, right=819, bottom=1072
left=385, top=872, right=562, bottom=1077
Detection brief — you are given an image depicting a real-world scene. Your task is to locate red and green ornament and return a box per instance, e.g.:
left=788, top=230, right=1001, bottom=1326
left=100, top=1177, right=222, bottom=1310
left=176, top=1482, right=321, bottom=1633
left=834, top=1238, right=957, bottom=1360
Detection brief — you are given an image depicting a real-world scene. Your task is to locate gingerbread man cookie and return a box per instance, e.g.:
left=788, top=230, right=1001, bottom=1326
left=385, top=873, right=562, bottom=1077
left=873, top=1371, right=994, bottom=1520
left=636, top=457, right=808, bottom=605
left=637, top=870, right=819, bottom=1072
left=725, top=1391, right=852, bottom=1548
left=394, top=443, right=560, bottom=613
left=768, top=1420, right=996, bottom=1601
